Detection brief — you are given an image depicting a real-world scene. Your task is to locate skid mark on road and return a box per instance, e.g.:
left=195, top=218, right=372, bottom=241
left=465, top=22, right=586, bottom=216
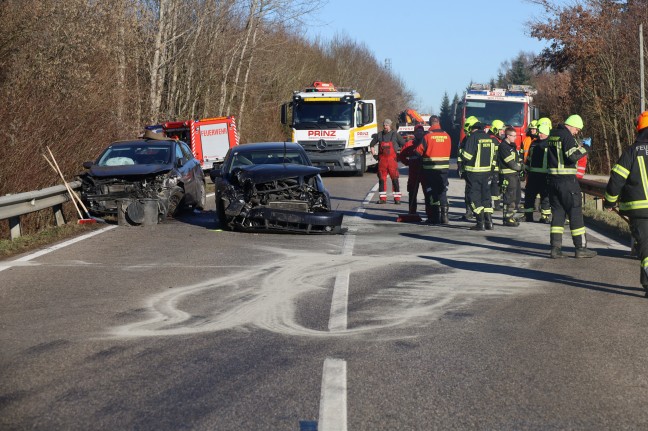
left=109, top=236, right=544, bottom=339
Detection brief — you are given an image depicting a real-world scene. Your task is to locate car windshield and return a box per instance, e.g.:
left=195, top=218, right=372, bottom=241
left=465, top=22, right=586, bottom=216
left=465, top=100, right=525, bottom=127
left=97, top=144, right=172, bottom=166
left=228, top=149, right=308, bottom=173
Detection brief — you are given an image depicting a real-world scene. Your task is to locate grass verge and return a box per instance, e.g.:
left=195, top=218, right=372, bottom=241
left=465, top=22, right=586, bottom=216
left=0, top=222, right=104, bottom=260
left=582, top=196, right=631, bottom=245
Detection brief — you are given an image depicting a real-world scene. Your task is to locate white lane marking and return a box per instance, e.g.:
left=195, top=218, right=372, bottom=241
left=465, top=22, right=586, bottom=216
left=329, top=268, right=350, bottom=332
left=329, top=207, right=358, bottom=331
left=586, top=225, right=629, bottom=251
left=0, top=225, right=117, bottom=273
left=318, top=358, right=347, bottom=431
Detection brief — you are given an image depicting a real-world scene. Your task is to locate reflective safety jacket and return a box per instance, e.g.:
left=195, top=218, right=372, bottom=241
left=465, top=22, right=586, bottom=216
left=461, top=130, right=497, bottom=173
left=416, top=126, right=451, bottom=170
left=522, top=134, right=536, bottom=164
left=604, top=133, right=648, bottom=216
left=488, top=131, right=501, bottom=172
left=547, top=124, right=587, bottom=177
left=498, top=139, right=522, bottom=174
left=526, top=138, right=549, bottom=174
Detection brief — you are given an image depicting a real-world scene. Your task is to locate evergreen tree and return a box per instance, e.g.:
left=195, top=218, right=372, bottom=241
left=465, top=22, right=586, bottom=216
left=439, top=92, right=452, bottom=132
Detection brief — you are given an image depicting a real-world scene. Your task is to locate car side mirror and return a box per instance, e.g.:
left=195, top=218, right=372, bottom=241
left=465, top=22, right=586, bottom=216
left=82, top=161, right=93, bottom=169
left=318, top=166, right=330, bottom=174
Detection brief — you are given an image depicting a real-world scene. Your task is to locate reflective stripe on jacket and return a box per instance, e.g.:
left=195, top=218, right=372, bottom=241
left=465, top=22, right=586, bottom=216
left=547, top=125, right=587, bottom=176
left=416, top=127, right=451, bottom=170
left=526, top=138, right=549, bottom=173
left=461, top=130, right=496, bottom=173
left=605, top=134, right=648, bottom=216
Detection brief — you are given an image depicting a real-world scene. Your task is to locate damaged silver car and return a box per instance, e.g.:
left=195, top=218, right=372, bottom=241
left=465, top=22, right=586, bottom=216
left=79, top=135, right=206, bottom=224
left=210, top=142, right=343, bottom=233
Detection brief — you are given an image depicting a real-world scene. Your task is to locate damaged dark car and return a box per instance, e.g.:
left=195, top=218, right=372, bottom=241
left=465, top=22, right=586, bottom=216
left=79, top=135, right=206, bottom=224
left=210, top=142, right=343, bottom=233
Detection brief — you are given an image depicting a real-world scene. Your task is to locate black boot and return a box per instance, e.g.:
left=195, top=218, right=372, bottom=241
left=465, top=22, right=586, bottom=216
left=484, top=212, right=494, bottom=230
left=428, top=206, right=441, bottom=224
left=575, top=247, right=597, bottom=258
left=550, top=246, right=565, bottom=259
left=440, top=205, right=450, bottom=224
left=525, top=211, right=534, bottom=222
left=470, top=212, right=485, bottom=231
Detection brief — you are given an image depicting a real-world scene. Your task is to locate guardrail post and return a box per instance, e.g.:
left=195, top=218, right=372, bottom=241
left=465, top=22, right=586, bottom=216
left=53, top=204, right=65, bottom=226
left=9, top=216, right=21, bottom=240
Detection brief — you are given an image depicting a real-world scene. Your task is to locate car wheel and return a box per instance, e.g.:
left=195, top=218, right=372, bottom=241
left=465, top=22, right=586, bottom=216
left=354, top=151, right=366, bottom=177
left=194, top=180, right=206, bottom=210
left=167, top=186, right=185, bottom=217
left=215, top=192, right=231, bottom=230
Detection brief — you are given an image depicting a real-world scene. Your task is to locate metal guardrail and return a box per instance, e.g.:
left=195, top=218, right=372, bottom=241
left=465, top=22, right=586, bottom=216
left=0, top=181, right=80, bottom=240
left=579, top=177, right=607, bottom=210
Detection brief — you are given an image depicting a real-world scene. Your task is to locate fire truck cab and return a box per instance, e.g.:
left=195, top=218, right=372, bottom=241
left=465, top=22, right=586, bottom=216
left=280, top=81, right=377, bottom=176
left=457, top=84, right=539, bottom=149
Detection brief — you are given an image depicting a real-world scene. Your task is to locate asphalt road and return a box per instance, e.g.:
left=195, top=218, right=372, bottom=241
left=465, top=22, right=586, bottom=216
left=2, top=167, right=648, bottom=430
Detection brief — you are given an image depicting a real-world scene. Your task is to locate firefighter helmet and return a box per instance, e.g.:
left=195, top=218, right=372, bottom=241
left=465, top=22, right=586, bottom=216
left=564, top=114, right=584, bottom=130
left=529, top=120, right=538, bottom=129
left=464, top=116, right=479, bottom=133
left=636, top=111, right=648, bottom=132
left=490, top=119, right=505, bottom=134
left=537, top=117, right=552, bottom=130
left=538, top=124, right=550, bottom=136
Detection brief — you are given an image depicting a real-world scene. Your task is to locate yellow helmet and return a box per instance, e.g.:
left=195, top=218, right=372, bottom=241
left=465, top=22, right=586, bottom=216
left=529, top=120, right=538, bottom=129
left=464, top=116, right=479, bottom=133
left=564, top=114, right=584, bottom=130
left=537, top=117, right=552, bottom=130
left=490, top=119, right=505, bottom=134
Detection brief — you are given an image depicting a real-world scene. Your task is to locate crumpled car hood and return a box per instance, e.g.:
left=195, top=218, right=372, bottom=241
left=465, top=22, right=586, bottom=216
left=233, top=164, right=323, bottom=183
left=87, top=164, right=172, bottom=178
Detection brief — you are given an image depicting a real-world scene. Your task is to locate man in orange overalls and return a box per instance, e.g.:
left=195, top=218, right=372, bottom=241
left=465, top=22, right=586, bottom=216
left=370, top=119, right=405, bottom=204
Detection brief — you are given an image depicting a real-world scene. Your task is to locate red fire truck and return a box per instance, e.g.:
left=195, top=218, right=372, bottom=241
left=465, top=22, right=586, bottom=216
left=148, top=116, right=239, bottom=170
left=457, top=84, right=538, bottom=150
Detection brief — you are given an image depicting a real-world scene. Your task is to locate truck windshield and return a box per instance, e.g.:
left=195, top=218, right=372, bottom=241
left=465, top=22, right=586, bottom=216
left=293, top=102, right=353, bottom=129
left=465, top=100, right=525, bottom=127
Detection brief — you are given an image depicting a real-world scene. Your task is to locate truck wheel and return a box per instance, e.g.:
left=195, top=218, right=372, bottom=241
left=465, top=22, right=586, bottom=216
left=354, top=151, right=366, bottom=177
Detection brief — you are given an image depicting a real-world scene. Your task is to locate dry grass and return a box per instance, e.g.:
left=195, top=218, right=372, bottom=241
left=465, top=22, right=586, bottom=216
left=582, top=195, right=631, bottom=244
left=0, top=222, right=104, bottom=260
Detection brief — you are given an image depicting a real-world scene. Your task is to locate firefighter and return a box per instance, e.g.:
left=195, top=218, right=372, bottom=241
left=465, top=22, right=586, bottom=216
left=498, top=126, right=523, bottom=226
left=398, top=124, right=426, bottom=215
left=488, top=119, right=505, bottom=211
left=522, top=120, right=538, bottom=164
left=547, top=114, right=596, bottom=258
left=417, top=115, right=452, bottom=224
left=370, top=119, right=405, bottom=204
left=523, top=123, right=552, bottom=223
left=459, top=116, right=479, bottom=221
left=604, top=111, right=648, bottom=296
left=461, top=121, right=497, bottom=230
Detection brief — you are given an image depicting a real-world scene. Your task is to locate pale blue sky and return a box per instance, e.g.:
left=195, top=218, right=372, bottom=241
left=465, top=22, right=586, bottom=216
left=306, top=0, right=567, bottom=114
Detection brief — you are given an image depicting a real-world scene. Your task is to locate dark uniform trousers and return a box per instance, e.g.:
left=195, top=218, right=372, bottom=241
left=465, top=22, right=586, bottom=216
left=630, top=218, right=648, bottom=286
left=548, top=176, right=586, bottom=248
left=524, top=172, right=550, bottom=218
left=465, top=172, right=492, bottom=214
left=422, top=170, right=449, bottom=215
left=500, top=173, right=521, bottom=213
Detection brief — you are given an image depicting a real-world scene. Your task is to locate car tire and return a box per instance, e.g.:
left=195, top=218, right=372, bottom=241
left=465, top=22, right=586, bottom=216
left=194, top=180, right=207, bottom=210
left=354, top=151, right=366, bottom=177
left=167, top=186, right=185, bottom=217
left=215, top=192, right=231, bottom=230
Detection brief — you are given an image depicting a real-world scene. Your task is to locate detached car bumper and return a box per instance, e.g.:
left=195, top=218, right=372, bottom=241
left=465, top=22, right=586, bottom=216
left=241, top=207, right=343, bottom=234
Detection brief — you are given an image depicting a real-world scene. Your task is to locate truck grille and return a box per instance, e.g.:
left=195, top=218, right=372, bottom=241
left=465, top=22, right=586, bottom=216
left=298, top=140, right=346, bottom=151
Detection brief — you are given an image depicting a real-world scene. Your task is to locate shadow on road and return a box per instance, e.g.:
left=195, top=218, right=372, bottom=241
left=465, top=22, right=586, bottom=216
left=421, top=255, right=644, bottom=298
